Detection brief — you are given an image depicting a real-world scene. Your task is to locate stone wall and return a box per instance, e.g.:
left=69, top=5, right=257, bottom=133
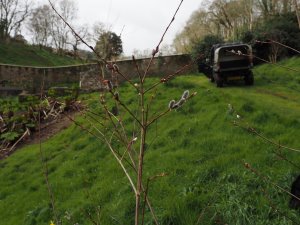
left=114, top=54, right=196, bottom=78
left=0, top=63, right=94, bottom=92
left=0, top=54, right=197, bottom=93
left=80, top=54, right=197, bottom=91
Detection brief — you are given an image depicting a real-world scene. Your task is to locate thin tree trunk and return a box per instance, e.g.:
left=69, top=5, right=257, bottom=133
left=293, top=0, right=300, bottom=29
left=135, top=85, right=147, bottom=225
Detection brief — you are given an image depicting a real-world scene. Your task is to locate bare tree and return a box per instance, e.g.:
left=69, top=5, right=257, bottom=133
left=173, top=9, right=215, bottom=53
left=50, top=0, right=77, bottom=52
left=255, top=0, right=294, bottom=17
left=67, top=24, right=90, bottom=58
left=293, top=0, right=300, bottom=29
left=92, top=22, right=106, bottom=43
left=159, top=44, right=176, bottom=56
left=28, top=4, right=54, bottom=47
left=0, top=0, right=31, bottom=40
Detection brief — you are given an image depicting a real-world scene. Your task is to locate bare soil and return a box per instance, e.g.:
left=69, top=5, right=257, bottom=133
left=0, top=111, right=77, bottom=160
left=25, top=112, right=77, bottom=145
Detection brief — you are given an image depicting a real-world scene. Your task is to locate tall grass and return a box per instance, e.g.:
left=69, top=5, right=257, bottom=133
left=0, top=42, right=81, bottom=66
left=1, top=55, right=300, bottom=224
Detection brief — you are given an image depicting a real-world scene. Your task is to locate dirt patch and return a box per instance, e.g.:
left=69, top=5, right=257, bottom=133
left=0, top=111, right=78, bottom=160
left=24, top=112, right=77, bottom=145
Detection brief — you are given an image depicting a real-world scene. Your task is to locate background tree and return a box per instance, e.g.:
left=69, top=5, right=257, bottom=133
left=94, top=31, right=123, bottom=60
left=28, top=4, right=54, bottom=47
left=49, top=0, right=77, bottom=52
left=191, top=34, right=224, bottom=60
left=255, top=0, right=294, bottom=18
left=132, top=48, right=152, bottom=58
left=92, top=22, right=106, bottom=43
left=159, top=44, right=176, bottom=56
left=293, top=0, right=300, bottom=29
left=174, top=0, right=299, bottom=61
left=67, top=24, right=90, bottom=58
left=173, top=9, right=215, bottom=53
left=251, top=12, right=300, bottom=61
left=0, top=0, right=31, bottom=40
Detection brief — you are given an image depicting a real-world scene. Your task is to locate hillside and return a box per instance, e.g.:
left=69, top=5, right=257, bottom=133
left=0, top=41, right=82, bottom=66
left=0, top=57, right=300, bottom=224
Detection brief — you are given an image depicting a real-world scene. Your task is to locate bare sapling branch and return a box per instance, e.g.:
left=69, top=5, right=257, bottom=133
left=104, top=137, right=137, bottom=195
left=47, top=0, right=107, bottom=64
left=229, top=104, right=300, bottom=153
left=261, top=188, right=300, bottom=225
left=132, top=55, right=143, bottom=83
left=147, top=90, right=197, bottom=127
left=227, top=50, right=300, bottom=73
left=105, top=89, right=144, bottom=128
left=144, top=56, right=202, bottom=94
left=142, top=0, right=184, bottom=82
left=233, top=121, right=300, bottom=153
left=272, top=149, right=300, bottom=171
left=38, top=76, right=59, bottom=224
left=141, top=173, right=168, bottom=225
left=67, top=113, right=138, bottom=194
left=256, top=40, right=300, bottom=54
left=47, top=0, right=193, bottom=224
left=69, top=105, right=160, bottom=224
left=244, top=162, right=300, bottom=202
left=106, top=64, right=140, bottom=91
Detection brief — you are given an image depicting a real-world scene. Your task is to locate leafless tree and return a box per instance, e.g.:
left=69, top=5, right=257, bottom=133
left=0, top=0, right=31, bottom=40
left=28, top=4, right=54, bottom=47
left=293, top=0, right=300, bottom=29
left=255, top=0, right=294, bottom=18
left=49, top=0, right=77, bottom=52
left=92, top=22, right=106, bottom=43
left=67, top=24, right=90, bottom=58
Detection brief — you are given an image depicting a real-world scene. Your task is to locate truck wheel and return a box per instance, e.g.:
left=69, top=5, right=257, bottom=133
left=214, top=73, right=223, bottom=87
left=245, top=71, right=254, bottom=86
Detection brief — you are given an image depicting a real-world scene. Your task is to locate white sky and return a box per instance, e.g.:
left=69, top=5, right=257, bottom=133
left=37, top=0, right=204, bottom=55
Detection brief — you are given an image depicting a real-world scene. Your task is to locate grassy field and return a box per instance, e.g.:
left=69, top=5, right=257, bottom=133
left=0, top=57, right=300, bottom=225
left=0, top=41, right=82, bottom=66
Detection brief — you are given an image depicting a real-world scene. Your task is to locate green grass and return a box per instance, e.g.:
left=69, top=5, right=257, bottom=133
left=0, top=41, right=82, bottom=66
left=1, top=57, right=300, bottom=224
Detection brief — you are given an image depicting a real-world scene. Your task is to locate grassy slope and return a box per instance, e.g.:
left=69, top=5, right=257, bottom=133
left=1, top=57, right=300, bottom=225
left=0, top=42, right=81, bottom=66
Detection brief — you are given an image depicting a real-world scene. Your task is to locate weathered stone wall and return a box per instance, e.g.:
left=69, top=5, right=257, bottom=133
left=0, top=64, right=94, bottom=92
left=80, top=54, right=197, bottom=90
left=0, top=54, right=197, bottom=93
left=114, top=54, right=196, bottom=79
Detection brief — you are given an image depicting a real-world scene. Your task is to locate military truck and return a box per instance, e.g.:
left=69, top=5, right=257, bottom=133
left=198, top=43, right=254, bottom=87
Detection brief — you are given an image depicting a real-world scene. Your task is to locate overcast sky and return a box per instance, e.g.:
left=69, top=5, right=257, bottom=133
left=38, top=0, right=204, bottom=55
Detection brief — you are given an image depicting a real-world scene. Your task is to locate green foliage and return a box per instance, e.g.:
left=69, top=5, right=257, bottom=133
left=0, top=19, right=8, bottom=40
left=1, top=58, right=300, bottom=224
left=95, top=31, right=123, bottom=60
left=0, top=88, right=79, bottom=149
left=0, top=131, right=19, bottom=141
left=262, top=12, right=300, bottom=53
left=241, top=12, right=300, bottom=61
left=191, top=35, right=224, bottom=60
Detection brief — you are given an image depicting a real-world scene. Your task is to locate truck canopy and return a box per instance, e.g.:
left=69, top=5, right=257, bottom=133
left=213, top=44, right=252, bottom=72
